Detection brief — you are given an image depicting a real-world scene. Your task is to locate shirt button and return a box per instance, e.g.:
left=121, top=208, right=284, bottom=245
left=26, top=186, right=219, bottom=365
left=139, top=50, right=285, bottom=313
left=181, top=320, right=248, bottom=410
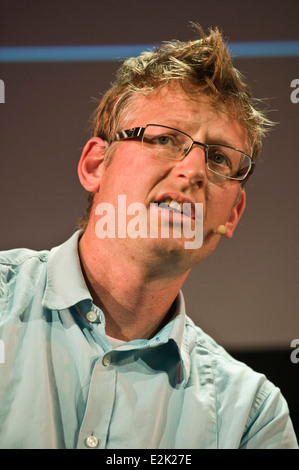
left=102, top=354, right=111, bottom=366
left=86, top=311, right=98, bottom=323
left=85, top=435, right=99, bottom=448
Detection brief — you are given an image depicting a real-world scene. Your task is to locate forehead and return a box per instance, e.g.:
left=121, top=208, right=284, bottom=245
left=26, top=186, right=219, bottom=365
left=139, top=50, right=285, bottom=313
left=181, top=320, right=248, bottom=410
left=127, top=84, right=249, bottom=151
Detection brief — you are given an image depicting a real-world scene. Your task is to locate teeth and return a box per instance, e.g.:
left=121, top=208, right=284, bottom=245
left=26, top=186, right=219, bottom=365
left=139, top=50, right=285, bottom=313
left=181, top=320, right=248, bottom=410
left=156, top=198, right=192, bottom=217
left=163, top=198, right=172, bottom=205
left=168, top=200, right=182, bottom=212
left=158, top=198, right=186, bottom=214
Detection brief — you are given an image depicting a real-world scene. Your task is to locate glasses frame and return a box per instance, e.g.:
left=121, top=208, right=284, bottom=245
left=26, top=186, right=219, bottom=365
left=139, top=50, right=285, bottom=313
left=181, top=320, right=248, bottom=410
left=114, top=123, right=255, bottom=181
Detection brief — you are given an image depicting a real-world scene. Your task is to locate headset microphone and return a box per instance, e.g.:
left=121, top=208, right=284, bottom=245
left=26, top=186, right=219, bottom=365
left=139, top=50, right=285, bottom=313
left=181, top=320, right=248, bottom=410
left=216, top=225, right=227, bottom=235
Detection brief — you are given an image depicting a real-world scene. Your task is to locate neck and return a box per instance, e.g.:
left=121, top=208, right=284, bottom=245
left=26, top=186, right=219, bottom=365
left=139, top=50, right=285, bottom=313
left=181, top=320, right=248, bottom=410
left=78, top=227, right=190, bottom=341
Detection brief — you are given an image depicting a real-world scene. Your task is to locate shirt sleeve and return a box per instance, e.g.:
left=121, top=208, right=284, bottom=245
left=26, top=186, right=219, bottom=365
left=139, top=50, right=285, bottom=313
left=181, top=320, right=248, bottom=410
left=239, top=381, right=298, bottom=449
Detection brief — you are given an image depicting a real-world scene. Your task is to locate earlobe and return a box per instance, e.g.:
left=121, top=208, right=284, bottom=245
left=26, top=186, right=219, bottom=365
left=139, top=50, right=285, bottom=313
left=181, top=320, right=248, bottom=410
left=77, top=137, right=107, bottom=192
left=223, top=190, right=246, bottom=239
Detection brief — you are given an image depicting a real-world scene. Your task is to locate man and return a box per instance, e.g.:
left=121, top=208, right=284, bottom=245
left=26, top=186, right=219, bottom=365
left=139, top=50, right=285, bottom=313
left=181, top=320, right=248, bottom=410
left=0, top=25, right=297, bottom=449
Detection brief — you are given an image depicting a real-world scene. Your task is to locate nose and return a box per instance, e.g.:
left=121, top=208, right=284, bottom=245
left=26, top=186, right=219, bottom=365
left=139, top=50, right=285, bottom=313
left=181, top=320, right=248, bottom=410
left=172, top=144, right=207, bottom=187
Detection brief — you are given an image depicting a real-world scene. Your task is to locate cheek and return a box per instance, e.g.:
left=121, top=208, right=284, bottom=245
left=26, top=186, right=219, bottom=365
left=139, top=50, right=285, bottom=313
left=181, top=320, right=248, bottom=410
left=107, top=148, right=172, bottom=195
left=101, top=157, right=152, bottom=203
left=204, top=182, right=239, bottom=220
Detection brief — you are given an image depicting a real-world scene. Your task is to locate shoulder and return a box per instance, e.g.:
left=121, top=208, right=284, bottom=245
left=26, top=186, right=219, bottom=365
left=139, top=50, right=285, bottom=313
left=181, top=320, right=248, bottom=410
left=0, top=247, right=49, bottom=277
left=0, top=247, right=50, bottom=321
left=184, top=316, right=298, bottom=448
left=184, top=315, right=271, bottom=390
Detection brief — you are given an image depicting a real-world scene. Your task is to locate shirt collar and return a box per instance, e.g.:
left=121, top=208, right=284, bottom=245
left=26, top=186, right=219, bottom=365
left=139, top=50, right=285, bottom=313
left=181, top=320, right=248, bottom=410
left=42, top=231, right=92, bottom=310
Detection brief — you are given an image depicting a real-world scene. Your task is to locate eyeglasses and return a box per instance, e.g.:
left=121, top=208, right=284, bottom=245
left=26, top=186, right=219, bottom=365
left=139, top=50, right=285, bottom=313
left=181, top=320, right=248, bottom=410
left=114, top=124, right=255, bottom=181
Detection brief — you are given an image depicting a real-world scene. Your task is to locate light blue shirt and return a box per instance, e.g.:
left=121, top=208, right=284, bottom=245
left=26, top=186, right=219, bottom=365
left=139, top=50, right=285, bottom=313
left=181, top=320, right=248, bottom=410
left=0, top=232, right=297, bottom=449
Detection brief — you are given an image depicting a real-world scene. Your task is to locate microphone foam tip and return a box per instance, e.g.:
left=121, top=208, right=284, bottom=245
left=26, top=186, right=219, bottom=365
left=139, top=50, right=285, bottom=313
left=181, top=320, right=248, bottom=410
left=217, top=225, right=227, bottom=235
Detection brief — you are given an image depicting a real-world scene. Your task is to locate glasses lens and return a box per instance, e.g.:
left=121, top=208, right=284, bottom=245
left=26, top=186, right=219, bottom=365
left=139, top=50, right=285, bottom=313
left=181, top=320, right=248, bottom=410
left=142, top=125, right=191, bottom=160
left=206, top=145, right=251, bottom=180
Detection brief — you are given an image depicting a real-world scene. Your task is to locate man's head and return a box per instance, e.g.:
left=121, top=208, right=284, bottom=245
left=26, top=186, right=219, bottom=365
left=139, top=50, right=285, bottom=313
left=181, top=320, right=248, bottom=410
left=78, top=25, right=273, bottom=245
left=94, top=25, right=271, bottom=153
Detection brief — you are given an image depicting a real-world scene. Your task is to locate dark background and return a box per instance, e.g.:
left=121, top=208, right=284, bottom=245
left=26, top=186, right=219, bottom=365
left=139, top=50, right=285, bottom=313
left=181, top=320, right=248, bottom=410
left=0, top=0, right=298, bottom=441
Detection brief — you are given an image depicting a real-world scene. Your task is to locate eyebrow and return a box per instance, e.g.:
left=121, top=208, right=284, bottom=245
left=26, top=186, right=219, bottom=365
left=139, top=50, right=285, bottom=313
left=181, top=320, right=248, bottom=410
left=161, top=123, right=244, bottom=151
left=204, top=136, right=239, bottom=148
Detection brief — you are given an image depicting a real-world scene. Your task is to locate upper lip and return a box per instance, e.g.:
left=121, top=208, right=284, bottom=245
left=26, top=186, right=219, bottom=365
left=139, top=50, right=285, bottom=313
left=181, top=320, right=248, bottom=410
left=154, top=192, right=197, bottom=219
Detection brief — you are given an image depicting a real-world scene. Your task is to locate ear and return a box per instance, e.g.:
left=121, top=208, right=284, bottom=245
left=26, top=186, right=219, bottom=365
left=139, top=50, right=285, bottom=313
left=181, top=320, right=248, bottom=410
left=223, top=189, right=246, bottom=239
left=77, top=137, right=107, bottom=192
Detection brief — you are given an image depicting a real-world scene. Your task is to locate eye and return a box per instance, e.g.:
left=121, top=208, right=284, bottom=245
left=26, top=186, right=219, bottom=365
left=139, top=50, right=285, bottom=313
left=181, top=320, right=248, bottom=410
left=142, top=126, right=189, bottom=159
left=212, top=153, right=228, bottom=166
left=208, top=147, right=231, bottom=168
left=152, top=133, right=180, bottom=148
left=156, top=135, right=172, bottom=146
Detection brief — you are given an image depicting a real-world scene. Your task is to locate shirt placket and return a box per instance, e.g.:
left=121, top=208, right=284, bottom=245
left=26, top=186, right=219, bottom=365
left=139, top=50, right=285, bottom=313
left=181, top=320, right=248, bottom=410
left=76, top=350, right=117, bottom=449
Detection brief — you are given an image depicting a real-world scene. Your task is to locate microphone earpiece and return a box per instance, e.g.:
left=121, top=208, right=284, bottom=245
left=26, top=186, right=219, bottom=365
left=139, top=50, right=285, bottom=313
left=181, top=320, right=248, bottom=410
left=216, top=225, right=227, bottom=235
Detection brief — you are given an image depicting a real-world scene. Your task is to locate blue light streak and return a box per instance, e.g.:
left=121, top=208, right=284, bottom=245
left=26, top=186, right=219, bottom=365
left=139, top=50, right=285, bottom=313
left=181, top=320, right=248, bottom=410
left=0, top=41, right=298, bottom=63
